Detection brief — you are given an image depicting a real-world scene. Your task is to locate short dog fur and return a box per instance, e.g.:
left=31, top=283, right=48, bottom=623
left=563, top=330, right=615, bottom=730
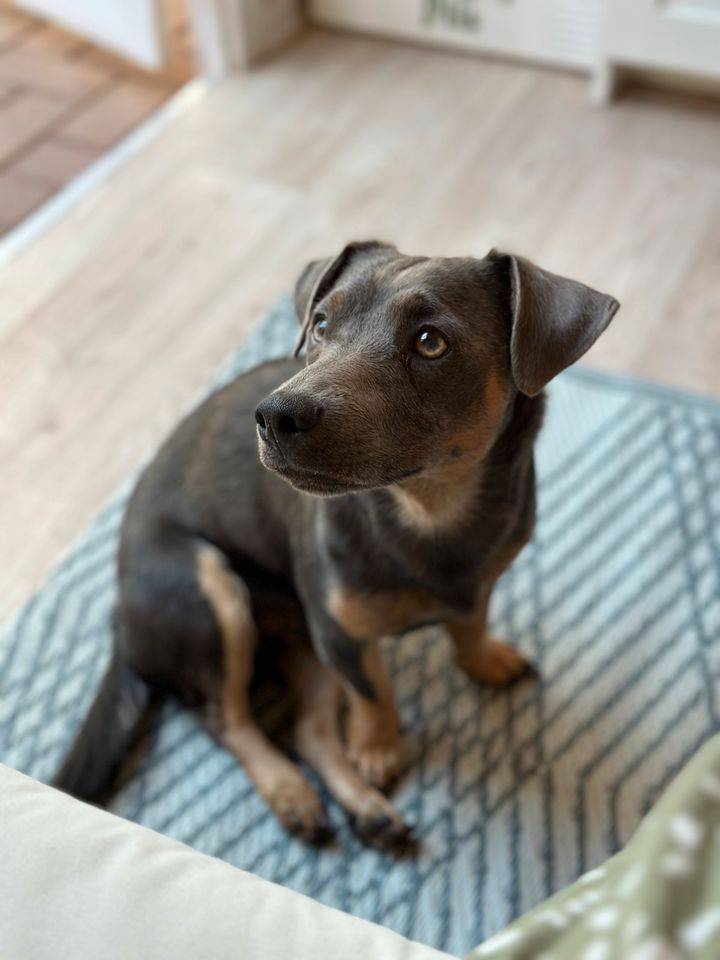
left=55, top=242, right=619, bottom=845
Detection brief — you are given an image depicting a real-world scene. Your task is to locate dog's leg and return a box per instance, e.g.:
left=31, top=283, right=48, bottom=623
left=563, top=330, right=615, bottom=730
left=281, top=643, right=411, bottom=846
left=197, top=547, right=330, bottom=842
left=342, top=639, right=400, bottom=791
left=306, top=615, right=400, bottom=792
left=448, top=583, right=535, bottom=686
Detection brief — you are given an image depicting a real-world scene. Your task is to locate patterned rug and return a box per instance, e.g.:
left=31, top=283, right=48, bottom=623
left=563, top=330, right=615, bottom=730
left=1, top=297, right=719, bottom=957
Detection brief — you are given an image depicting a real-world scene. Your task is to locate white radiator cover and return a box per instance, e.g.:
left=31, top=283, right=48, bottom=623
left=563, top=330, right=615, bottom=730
left=603, top=0, right=720, bottom=79
left=307, top=0, right=603, bottom=71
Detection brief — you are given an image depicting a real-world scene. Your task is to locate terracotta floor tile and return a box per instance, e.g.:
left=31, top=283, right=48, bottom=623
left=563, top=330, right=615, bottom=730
left=73, top=42, right=137, bottom=70
left=0, top=90, right=68, bottom=164
left=18, top=136, right=99, bottom=186
left=18, top=22, right=84, bottom=56
left=0, top=46, right=113, bottom=102
left=61, top=80, right=170, bottom=149
left=0, top=75, right=15, bottom=100
left=75, top=40, right=189, bottom=84
left=0, top=168, right=53, bottom=226
left=0, top=7, right=34, bottom=47
left=0, top=4, right=186, bottom=238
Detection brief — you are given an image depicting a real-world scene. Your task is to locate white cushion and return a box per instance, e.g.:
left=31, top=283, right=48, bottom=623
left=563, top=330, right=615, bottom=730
left=0, top=764, right=453, bottom=960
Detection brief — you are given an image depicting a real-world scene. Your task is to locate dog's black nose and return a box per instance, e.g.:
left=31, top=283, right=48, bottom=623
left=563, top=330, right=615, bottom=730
left=255, top=394, right=323, bottom=440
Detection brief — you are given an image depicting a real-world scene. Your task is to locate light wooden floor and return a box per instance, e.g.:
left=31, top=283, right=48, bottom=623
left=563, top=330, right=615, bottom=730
left=1, top=29, right=719, bottom=621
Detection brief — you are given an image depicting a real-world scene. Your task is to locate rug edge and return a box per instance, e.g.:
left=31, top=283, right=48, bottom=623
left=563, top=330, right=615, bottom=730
left=567, top=364, right=720, bottom=414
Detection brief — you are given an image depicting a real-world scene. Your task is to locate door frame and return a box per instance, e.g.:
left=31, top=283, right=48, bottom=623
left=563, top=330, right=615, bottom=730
left=189, top=0, right=303, bottom=77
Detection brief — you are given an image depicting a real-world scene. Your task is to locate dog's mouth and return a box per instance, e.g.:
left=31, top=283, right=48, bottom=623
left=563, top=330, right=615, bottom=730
left=259, top=438, right=422, bottom=497
left=271, top=463, right=369, bottom=496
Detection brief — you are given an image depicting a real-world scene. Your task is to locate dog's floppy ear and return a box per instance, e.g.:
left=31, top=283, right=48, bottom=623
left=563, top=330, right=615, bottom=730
left=293, top=241, right=396, bottom=356
left=488, top=250, right=620, bottom=396
left=293, top=256, right=334, bottom=354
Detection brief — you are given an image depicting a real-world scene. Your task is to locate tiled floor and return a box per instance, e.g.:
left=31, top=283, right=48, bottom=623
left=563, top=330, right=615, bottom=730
left=0, top=2, right=193, bottom=235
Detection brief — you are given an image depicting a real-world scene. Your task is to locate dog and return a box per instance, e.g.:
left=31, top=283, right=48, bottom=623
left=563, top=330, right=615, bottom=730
left=55, top=242, right=619, bottom=846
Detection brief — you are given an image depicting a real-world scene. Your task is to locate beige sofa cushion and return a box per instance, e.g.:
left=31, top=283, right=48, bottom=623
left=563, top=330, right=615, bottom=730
left=0, top=764, right=452, bottom=960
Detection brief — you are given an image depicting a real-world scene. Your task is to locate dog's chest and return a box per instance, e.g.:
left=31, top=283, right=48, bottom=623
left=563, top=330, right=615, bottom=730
left=327, top=583, right=466, bottom=640
left=317, top=491, right=520, bottom=639
left=325, top=541, right=485, bottom=639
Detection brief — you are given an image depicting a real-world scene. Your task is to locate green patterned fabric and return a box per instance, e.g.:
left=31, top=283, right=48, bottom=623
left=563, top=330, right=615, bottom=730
left=466, top=734, right=720, bottom=960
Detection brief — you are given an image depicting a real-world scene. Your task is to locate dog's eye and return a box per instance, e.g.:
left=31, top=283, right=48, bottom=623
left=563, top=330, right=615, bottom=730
left=312, top=314, right=327, bottom=341
left=414, top=327, right=448, bottom=359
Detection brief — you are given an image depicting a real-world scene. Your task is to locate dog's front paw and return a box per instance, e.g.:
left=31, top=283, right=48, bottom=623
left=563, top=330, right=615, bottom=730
left=265, top=774, right=333, bottom=845
left=457, top=636, right=537, bottom=687
left=345, top=695, right=400, bottom=791
left=348, top=741, right=400, bottom=792
left=349, top=791, right=415, bottom=851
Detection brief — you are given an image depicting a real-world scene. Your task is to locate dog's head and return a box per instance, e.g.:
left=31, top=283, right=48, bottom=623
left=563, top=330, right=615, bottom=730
left=255, top=242, right=619, bottom=496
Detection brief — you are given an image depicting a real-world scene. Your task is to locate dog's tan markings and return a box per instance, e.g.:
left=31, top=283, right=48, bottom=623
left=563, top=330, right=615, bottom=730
left=196, top=546, right=327, bottom=839
left=447, top=545, right=535, bottom=687
left=282, top=643, right=409, bottom=843
left=486, top=369, right=509, bottom=422
left=326, top=588, right=406, bottom=789
left=448, top=579, right=533, bottom=686
left=328, top=586, right=442, bottom=640
left=392, top=372, right=510, bottom=535
left=327, top=586, right=437, bottom=787
left=197, top=546, right=256, bottom=729
left=391, top=463, right=482, bottom=533
left=450, top=621, right=534, bottom=686
left=448, top=371, right=509, bottom=456
left=445, top=534, right=533, bottom=685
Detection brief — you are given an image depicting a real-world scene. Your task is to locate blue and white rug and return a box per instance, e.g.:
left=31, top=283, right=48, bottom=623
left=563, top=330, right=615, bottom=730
left=1, top=297, right=719, bottom=956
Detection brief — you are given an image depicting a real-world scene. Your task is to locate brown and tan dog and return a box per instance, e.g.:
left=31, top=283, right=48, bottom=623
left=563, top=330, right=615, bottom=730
left=55, top=242, right=619, bottom=846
